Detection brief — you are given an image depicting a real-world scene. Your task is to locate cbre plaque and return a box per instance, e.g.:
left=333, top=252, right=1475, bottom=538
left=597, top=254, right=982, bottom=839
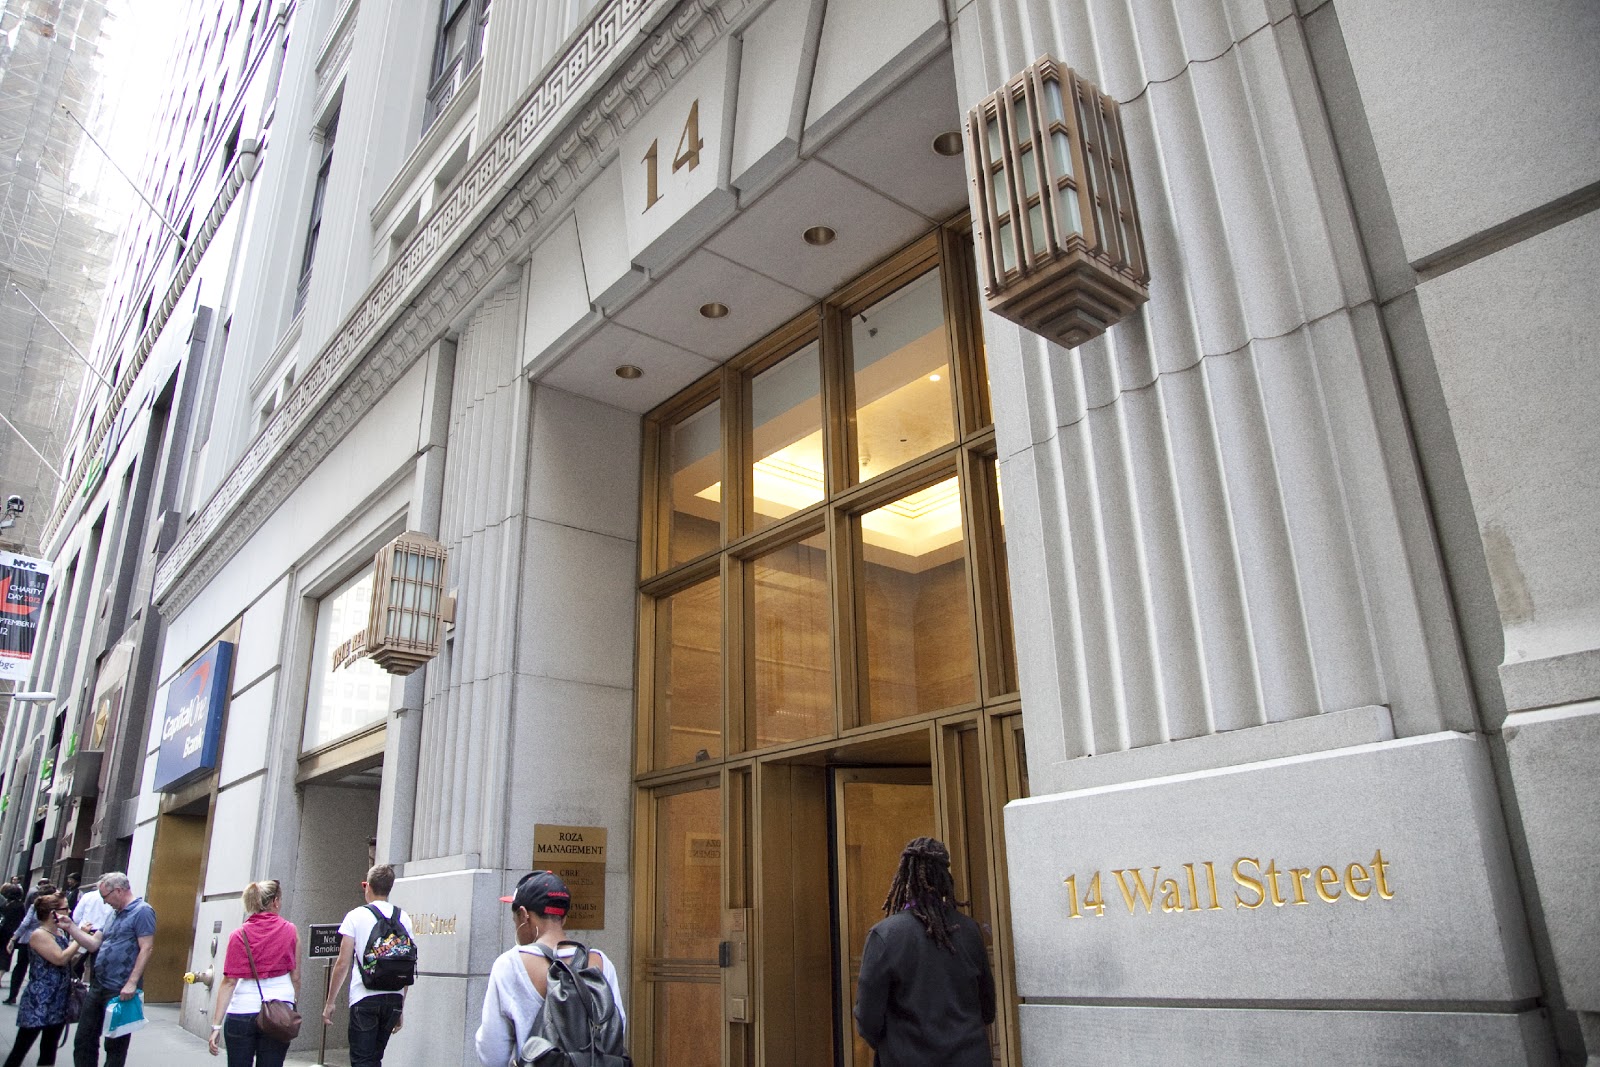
left=533, top=824, right=608, bottom=930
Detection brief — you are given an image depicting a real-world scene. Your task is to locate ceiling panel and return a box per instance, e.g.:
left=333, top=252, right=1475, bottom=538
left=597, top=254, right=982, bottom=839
left=814, top=54, right=970, bottom=222
left=707, top=160, right=930, bottom=298
left=612, top=248, right=815, bottom=360
left=540, top=321, right=720, bottom=413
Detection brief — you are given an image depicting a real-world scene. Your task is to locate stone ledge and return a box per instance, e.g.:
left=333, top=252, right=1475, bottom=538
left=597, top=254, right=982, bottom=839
left=1016, top=1004, right=1555, bottom=1067
left=1501, top=701, right=1600, bottom=1012
left=1006, top=733, right=1539, bottom=1005
left=1037, top=705, right=1395, bottom=794
left=1500, top=648, right=1600, bottom=714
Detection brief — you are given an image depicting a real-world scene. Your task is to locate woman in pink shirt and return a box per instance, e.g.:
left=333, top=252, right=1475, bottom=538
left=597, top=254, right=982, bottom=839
left=207, top=880, right=300, bottom=1065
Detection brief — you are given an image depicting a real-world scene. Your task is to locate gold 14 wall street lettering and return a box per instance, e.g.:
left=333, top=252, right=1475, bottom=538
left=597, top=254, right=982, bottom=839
left=1062, top=850, right=1396, bottom=919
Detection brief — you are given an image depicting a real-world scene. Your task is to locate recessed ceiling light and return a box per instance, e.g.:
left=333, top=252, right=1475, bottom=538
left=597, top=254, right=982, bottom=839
left=615, top=364, right=643, bottom=379
left=803, top=226, right=836, bottom=246
left=932, top=132, right=964, bottom=157
left=928, top=373, right=941, bottom=382
left=699, top=302, right=730, bottom=319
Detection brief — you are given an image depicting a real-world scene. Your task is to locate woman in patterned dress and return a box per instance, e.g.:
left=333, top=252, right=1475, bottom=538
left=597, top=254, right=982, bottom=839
left=2, top=892, right=81, bottom=1067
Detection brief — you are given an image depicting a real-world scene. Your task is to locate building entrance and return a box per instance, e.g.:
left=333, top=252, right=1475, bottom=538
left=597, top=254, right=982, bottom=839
left=833, top=766, right=934, bottom=1067
left=632, top=230, right=1026, bottom=1065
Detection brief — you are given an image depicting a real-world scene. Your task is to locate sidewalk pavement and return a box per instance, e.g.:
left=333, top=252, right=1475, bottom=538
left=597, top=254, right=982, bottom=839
left=0, top=998, right=344, bottom=1066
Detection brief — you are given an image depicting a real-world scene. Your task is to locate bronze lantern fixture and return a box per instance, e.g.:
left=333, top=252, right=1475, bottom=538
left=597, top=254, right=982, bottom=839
left=965, top=56, right=1150, bottom=348
left=332, top=532, right=454, bottom=676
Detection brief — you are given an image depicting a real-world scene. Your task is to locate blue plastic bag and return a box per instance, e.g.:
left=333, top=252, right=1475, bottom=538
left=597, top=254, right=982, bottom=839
left=105, top=991, right=146, bottom=1039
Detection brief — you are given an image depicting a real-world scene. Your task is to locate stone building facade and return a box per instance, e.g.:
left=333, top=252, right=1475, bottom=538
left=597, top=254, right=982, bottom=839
left=11, top=0, right=1599, bottom=1063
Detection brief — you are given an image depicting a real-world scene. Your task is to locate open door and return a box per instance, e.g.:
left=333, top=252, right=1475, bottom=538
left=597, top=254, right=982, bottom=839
left=833, top=767, right=935, bottom=1067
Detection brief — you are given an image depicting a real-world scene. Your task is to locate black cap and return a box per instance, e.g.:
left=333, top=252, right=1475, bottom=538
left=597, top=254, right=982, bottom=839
left=500, top=870, right=571, bottom=917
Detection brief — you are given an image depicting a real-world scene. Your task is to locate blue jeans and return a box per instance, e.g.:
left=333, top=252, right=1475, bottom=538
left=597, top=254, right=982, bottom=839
left=225, top=1013, right=289, bottom=1067
left=347, top=994, right=403, bottom=1067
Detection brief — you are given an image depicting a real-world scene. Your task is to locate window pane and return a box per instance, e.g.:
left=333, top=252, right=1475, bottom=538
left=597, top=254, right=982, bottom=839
left=750, top=341, right=824, bottom=529
left=960, top=233, right=994, bottom=433
left=987, top=460, right=1017, bottom=696
left=654, top=576, right=722, bottom=767
left=857, top=475, right=977, bottom=721
left=752, top=531, right=832, bottom=747
left=656, top=984, right=721, bottom=1067
left=652, top=783, right=722, bottom=1067
left=851, top=269, right=955, bottom=481
left=956, top=729, right=1005, bottom=1065
left=664, top=400, right=722, bottom=567
left=440, top=6, right=471, bottom=69
left=304, top=571, right=390, bottom=750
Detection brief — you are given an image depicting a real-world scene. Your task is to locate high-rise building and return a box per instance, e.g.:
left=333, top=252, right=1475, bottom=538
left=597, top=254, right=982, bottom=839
left=0, top=0, right=120, bottom=556
left=7, top=0, right=1597, bottom=1063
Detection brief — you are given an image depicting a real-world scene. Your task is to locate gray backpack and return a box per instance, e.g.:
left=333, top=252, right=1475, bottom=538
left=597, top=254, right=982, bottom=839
left=513, top=941, right=630, bottom=1067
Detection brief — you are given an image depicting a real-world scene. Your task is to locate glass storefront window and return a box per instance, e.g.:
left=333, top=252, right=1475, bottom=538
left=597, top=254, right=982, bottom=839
left=750, top=341, right=824, bottom=530
left=751, top=530, right=832, bottom=747
left=303, top=570, right=391, bottom=751
left=850, top=269, right=955, bottom=481
left=856, top=474, right=978, bottom=721
left=654, top=575, right=723, bottom=767
left=664, top=399, right=722, bottom=566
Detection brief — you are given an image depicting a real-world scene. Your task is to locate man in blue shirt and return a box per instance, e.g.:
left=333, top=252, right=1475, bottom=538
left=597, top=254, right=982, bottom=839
left=65, top=872, right=156, bottom=1067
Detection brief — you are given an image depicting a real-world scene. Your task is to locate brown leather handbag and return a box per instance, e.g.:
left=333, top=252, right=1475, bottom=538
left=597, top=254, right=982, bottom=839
left=242, top=933, right=303, bottom=1042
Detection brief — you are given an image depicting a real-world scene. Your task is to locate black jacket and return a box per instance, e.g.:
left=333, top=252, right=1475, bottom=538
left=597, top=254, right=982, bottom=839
left=853, top=907, right=996, bottom=1067
left=0, top=898, right=25, bottom=944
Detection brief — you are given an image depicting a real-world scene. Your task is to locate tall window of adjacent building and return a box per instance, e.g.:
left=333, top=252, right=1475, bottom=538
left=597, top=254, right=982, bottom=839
left=296, top=107, right=340, bottom=315
left=424, top=0, right=491, bottom=130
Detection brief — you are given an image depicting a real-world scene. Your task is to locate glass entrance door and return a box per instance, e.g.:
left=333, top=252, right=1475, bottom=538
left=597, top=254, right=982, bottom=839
left=833, top=767, right=936, bottom=1067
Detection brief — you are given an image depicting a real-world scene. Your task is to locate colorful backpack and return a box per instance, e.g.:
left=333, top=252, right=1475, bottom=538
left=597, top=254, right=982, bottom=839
left=358, top=904, right=417, bottom=991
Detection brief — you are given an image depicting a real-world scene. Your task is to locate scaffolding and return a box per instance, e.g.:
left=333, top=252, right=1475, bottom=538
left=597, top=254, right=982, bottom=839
left=0, top=0, right=121, bottom=555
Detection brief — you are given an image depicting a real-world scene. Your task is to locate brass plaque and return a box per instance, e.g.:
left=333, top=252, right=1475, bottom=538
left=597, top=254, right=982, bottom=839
left=534, top=824, right=608, bottom=930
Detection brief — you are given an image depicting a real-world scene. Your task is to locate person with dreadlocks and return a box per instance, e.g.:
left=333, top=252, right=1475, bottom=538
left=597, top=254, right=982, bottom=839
left=853, top=836, right=996, bottom=1066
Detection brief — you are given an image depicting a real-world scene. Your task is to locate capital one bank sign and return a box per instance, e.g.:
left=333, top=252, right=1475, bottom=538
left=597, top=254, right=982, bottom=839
left=153, top=642, right=235, bottom=792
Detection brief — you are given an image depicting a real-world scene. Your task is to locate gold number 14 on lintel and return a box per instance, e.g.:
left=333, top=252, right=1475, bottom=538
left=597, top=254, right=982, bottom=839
left=643, top=98, right=704, bottom=212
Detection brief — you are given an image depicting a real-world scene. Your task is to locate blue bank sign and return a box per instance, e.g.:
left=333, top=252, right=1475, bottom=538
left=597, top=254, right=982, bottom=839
left=153, top=642, right=235, bottom=792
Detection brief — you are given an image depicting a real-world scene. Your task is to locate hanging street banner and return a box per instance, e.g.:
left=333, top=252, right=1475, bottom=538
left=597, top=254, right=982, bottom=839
left=153, top=641, right=235, bottom=792
left=0, top=552, right=52, bottom=681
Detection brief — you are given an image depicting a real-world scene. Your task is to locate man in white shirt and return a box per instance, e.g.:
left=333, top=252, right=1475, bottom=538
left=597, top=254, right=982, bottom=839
left=70, top=886, right=115, bottom=988
left=322, top=864, right=413, bottom=1067
left=72, top=887, right=114, bottom=934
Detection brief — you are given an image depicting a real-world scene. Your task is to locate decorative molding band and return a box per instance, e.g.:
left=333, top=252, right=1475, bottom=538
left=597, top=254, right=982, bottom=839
left=152, top=0, right=753, bottom=615
left=315, top=0, right=360, bottom=99
left=315, top=0, right=360, bottom=91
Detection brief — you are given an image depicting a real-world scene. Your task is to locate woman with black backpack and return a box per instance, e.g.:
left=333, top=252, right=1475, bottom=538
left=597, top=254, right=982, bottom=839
left=473, top=870, right=629, bottom=1067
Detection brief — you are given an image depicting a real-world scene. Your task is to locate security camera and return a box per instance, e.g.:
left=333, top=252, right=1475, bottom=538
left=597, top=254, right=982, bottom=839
left=3, top=496, right=21, bottom=515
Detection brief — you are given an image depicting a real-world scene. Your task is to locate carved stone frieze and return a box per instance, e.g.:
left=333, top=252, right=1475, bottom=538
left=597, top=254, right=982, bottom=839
left=153, top=0, right=753, bottom=615
left=315, top=0, right=359, bottom=103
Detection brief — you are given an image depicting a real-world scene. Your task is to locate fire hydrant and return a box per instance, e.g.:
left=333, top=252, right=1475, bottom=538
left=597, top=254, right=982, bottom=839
left=182, top=969, right=214, bottom=988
